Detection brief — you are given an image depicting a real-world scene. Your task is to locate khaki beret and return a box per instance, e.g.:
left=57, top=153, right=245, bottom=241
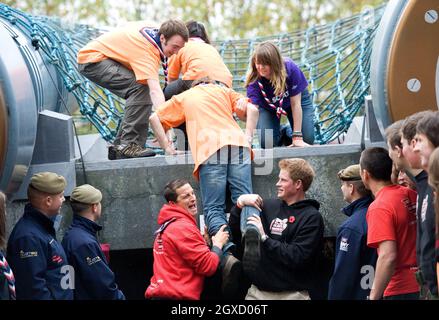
left=338, top=164, right=362, bottom=181
left=30, top=172, right=66, bottom=194
left=71, top=184, right=102, bottom=204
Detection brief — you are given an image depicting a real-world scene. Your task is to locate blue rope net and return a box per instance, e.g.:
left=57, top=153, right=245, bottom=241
left=0, top=3, right=385, bottom=145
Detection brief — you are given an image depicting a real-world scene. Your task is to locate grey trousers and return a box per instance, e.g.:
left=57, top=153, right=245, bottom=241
left=163, top=79, right=193, bottom=100
left=78, top=59, right=152, bottom=146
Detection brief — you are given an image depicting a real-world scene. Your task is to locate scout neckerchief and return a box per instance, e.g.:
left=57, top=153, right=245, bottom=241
left=257, top=80, right=287, bottom=119
left=0, top=251, right=16, bottom=300
left=139, top=27, right=168, bottom=84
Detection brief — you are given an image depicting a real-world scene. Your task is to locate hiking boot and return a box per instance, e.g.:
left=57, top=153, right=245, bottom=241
left=242, top=228, right=261, bottom=277
left=221, top=254, right=242, bottom=297
left=111, top=143, right=156, bottom=159
left=108, top=145, right=117, bottom=160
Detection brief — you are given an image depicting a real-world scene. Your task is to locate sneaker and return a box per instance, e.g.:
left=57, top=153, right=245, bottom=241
left=221, top=254, right=242, bottom=297
left=112, top=143, right=156, bottom=159
left=242, top=228, right=261, bottom=277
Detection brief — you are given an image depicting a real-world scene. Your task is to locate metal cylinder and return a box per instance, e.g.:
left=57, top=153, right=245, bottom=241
left=0, top=17, right=71, bottom=195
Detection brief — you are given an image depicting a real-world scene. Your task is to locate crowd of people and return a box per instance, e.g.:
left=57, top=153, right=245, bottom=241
left=0, top=19, right=438, bottom=301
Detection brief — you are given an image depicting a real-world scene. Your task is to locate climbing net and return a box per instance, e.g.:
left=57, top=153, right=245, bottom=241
left=0, top=3, right=385, bottom=145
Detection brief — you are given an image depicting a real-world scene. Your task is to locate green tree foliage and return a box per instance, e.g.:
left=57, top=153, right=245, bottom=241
left=4, top=0, right=386, bottom=39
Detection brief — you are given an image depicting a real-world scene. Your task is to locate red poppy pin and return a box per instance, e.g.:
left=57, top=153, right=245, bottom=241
left=289, top=216, right=295, bottom=223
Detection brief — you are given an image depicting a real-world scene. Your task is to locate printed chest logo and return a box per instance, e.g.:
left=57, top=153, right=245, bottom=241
left=340, top=237, right=349, bottom=252
left=421, top=194, right=428, bottom=223
left=270, top=218, right=288, bottom=235
left=401, top=197, right=416, bottom=216
left=20, top=250, right=38, bottom=259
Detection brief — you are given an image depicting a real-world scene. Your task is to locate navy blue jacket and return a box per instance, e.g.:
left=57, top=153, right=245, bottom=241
left=62, top=214, right=125, bottom=300
left=414, top=171, right=438, bottom=296
left=328, top=196, right=377, bottom=300
left=6, top=204, right=73, bottom=300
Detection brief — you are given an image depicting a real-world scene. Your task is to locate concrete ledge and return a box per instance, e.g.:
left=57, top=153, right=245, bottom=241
left=70, top=144, right=361, bottom=250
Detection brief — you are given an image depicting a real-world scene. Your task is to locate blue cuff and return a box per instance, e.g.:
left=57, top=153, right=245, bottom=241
left=211, top=245, right=222, bottom=258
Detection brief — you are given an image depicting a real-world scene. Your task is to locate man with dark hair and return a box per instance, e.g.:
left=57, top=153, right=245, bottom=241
left=400, top=111, right=435, bottom=171
left=411, top=111, right=439, bottom=299
left=78, top=19, right=189, bottom=159
left=62, top=184, right=125, bottom=300
left=7, top=172, right=73, bottom=300
left=360, top=147, right=418, bottom=300
left=229, top=158, right=324, bottom=300
left=328, top=164, right=377, bottom=300
left=415, top=111, right=439, bottom=170
left=145, top=179, right=230, bottom=300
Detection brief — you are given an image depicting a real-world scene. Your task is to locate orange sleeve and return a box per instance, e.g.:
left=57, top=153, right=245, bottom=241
left=131, top=44, right=161, bottom=83
left=229, top=89, right=245, bottom=112
left=156, top=97, right=186, bottom=130
left=167, top=52, right=182, bottom=79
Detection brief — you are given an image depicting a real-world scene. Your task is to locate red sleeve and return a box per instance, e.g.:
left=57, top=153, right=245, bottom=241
left=367, top=207, right=396, bottom=248
left=173, top=227, right=220, bottom=276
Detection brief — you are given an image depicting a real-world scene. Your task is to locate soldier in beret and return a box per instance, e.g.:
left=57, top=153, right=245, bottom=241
left=328, top=164, right=377, bottom=300
left=62, top=184, right=125, bottom=300
left=7, top=172, right=73, bottom=300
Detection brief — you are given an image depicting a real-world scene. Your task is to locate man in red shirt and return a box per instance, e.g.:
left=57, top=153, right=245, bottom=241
left=360, top=147, right=418, bottom=300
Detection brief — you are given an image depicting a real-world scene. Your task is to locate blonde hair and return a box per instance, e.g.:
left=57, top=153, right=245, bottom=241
left=245, top=41, right=287, bottom=97
left=279, top=158, right=315, bottom=192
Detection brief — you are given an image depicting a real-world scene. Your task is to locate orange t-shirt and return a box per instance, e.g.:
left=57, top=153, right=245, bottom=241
left=77, top=21, right=161, bottom=84
left=366, top=185, right=418, bottom=297
left=167, top=39, right=233, bottom=88
left=156, top=84, right=253, bottom=179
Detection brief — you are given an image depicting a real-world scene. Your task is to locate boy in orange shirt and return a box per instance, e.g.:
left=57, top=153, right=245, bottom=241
left=77, top=20, right=188, bottom=159
left=164, top=20, right=233, bottom=99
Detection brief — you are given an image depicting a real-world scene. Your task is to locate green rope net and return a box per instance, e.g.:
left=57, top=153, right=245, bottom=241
left=0, top=3, right=385, bottom=146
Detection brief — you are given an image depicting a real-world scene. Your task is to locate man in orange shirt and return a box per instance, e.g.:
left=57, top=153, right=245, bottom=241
left=360, top=147, right=419, bottom=300
left=77, top=20, right=189, bottom=159
left=149, top=78, right=259, bottom=295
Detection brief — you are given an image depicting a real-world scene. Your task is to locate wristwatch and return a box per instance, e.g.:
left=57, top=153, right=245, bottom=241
left=261, top=234, right=269, bottom=242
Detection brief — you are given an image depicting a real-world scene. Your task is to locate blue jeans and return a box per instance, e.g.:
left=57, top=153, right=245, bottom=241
left=257, top=88, right=315, bottom=148
left=199, top=146, right=252, bottom=253
left=240, top=206, right=261, bottom=234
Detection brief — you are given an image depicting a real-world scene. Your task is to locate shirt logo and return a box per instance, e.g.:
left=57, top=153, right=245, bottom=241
left=270, top=218, right=288, bottom=235
left=401, top=197, right=416, bottom=215
left=19, top=250, right=38, bottom=259
left=340, top=237, right=349, bottom=252
left=51, top=255, right=64, bottom=264
left=86, top=256, right=102, bottom=266
left=421, top=194, right=428, bottom=223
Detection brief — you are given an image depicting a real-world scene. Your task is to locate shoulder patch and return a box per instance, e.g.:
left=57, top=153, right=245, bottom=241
left=86, top=256, right=102, bottom=266
left=340, top=237, right=349, bottom=252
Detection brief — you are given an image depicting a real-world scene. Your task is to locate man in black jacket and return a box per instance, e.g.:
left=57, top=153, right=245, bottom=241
left=62, top=184, right=125, bottom=300
left=230, top=158, right=324, bottom=299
